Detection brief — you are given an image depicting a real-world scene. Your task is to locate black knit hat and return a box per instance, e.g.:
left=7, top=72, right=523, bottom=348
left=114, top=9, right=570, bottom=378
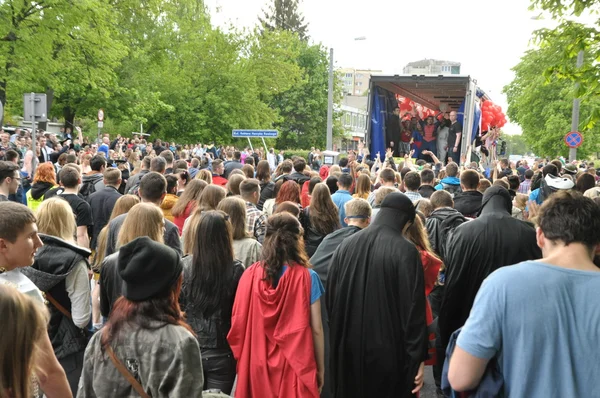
left=118, top=237, right=182, bottom=301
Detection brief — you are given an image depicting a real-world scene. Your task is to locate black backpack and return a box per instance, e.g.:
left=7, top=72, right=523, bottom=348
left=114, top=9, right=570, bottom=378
left=438, top=212, right=467, bottom=260
left=80, top=179, right=101, bottom=201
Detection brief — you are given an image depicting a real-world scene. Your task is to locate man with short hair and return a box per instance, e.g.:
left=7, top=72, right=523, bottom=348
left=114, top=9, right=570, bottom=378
left=159, top=150, right=175, bottom=174
left=331, top=173, right=354, bottom=227
left=38, top=136, right=52, bottom=163
left=239, top=178, right=267, bottom=244
left=288, top=158, right=310, bottom=186
left=449, top=190, right=592, bottom=397
left=518, top=169, right=534, bottom=194
left=80, top=155, right=107, bottom=201
left=0, top=160, right=20, bottom=202
left=4, top=151, right=26, bottom=205
left=452, top=169, right=483, bottom=218
left=124, top=156, right=151, bottom=194
left=224, top=150, right=243, bottom=179
left=403, top=171, right=422, bottom=203
left=426, top=190, right=465, bottom=261
left=327, top=193, right=427, bottom=397
left=367, top=168, right=398, bottom=206
left=211, top=159, right=228, bottom=187
left=418, top=169, right=436, bottom=198
left=189, top=157, right=200, bottom=179
left=56, top=165, right=93, bottom=248
left=0, top=202, right=73, bottom=397
left=150, top=156, right=167, bottom=174
left=447, top=111, right=462, bottom=163
left=88, top=168, right=122, bottom=249
left=105, top=172, right=182, bottom=256
left=274, top=160, right=293, bottom=182
left=435, top=162, right=461, bottom=194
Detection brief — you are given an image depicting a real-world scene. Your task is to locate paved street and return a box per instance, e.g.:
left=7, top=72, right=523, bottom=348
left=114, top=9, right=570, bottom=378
left=420, top=366, right=439, bottom=398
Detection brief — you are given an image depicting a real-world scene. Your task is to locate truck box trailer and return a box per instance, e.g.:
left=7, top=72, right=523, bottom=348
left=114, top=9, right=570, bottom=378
left=367, top=74, right=490, bottom=163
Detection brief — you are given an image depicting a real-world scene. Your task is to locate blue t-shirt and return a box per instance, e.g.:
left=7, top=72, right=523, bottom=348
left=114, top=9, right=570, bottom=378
left=274, top=266, right=324, bottom=305
left=331, top=190, right=353, bottom=227
left=457, top=261, right=600, bottom=397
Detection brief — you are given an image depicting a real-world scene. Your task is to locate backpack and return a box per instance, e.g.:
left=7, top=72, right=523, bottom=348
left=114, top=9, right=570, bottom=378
left=438, top=212, right=467, bottom=261
left=80, top=178, right=103, bottom=201
left=441, top=183, right=462, bottom=196
left=127, top=180, right=141, bottom=196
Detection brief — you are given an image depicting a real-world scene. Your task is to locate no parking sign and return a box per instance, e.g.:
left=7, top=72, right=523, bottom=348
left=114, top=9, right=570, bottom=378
left=564, top=132, right=583, bottom=148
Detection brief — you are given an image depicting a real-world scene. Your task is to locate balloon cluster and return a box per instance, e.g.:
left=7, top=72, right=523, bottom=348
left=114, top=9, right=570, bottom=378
left=480, top=100, right=507, bottom=131
left=397, top=96, right=438, bottom=120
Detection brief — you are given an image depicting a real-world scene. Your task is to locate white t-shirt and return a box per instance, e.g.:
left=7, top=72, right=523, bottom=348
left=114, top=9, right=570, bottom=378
left=0, top=269, right=44, bottom=303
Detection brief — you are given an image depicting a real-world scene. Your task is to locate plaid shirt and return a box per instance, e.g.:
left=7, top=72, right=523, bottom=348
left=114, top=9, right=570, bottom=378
left=245, top=202, right=267, bottom=244
left=518, top=179, right=532, bottom=194
left=404, top=191, right=423, bottom=203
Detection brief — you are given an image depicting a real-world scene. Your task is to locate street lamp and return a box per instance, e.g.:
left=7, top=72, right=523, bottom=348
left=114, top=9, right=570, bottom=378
left=326, top=37, right=366, bottom=151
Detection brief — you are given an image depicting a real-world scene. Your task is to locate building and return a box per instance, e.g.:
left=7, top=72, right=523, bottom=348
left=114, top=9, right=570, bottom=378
left=336, top=96, right=368, bottom=151
left=403, top=59, right=461, bottom=75
left=339, top=68, right=382, bottom=96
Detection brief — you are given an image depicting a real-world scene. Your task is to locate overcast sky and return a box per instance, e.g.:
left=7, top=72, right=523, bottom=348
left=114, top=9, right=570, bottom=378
left=205, top=0, right=568, bottom=135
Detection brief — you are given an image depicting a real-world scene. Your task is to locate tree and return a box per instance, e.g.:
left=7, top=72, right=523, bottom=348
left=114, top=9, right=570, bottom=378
left=503, top=43, right=600, bottom=158
left=529, top=0, right=600, bottom=128
left=273, top=41, right=343, bottom=149
left=260, top=0, right=309, bottom=41
left=503, top=134, right=532, bottom=156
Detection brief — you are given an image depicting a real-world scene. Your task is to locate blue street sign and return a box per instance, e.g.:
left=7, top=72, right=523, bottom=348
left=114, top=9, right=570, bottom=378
left=232, top=129, right=278, bottom=138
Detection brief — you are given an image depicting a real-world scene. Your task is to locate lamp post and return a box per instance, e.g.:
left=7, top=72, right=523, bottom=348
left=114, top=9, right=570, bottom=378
left=326, top=37, right=366, bottom=151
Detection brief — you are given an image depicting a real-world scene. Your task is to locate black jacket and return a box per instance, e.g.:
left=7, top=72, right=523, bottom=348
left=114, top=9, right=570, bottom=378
left=301, top=208, right=332, bottom=258
left=452, top=190, right=483, bottom=218
left=418, top=184, right=436, bottom=199
left=88, top=186, right=122, bottom=249
left=30, top=181, right=55, bottom=200
left=258, top=180, right=275, bottom=211
left=288, top=171, right=310, bottom=186
left=180, top=257, right=244, bottom=351
left=223, top=160, right=243, bottom=179
left=22, top=235, right=91, bottom=359
left=99, top=252, right=121, bottom=318
left=438, top=187, right=541, bottom=352
left=426, top=207, right=466, bottom=261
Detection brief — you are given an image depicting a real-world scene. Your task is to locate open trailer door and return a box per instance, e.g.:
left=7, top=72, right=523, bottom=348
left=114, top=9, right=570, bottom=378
left=366, top=75, right=487, bottom=163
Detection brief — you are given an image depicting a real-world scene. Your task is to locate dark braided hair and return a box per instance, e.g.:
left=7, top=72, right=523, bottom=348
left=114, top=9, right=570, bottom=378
left=261, top=212, right=310, bottom=284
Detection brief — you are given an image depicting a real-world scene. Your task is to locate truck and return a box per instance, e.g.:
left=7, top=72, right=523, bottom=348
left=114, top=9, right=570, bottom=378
left=366, top=74, right=490, bottom=163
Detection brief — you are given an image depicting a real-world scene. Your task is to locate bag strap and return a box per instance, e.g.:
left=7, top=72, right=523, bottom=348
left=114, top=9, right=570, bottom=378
left=45, top=292, right=72, bottom=319
left=105, top=345, right=151, bottom=398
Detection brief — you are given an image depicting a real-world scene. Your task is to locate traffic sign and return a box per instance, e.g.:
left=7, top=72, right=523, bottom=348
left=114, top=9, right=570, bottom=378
left=97, top=121, right=104, bottom=128
left=564, top=131, right=583, bottom=148
left=98, top=108, right=104, bottom=122
left=232, top=129, right=278, bottom=138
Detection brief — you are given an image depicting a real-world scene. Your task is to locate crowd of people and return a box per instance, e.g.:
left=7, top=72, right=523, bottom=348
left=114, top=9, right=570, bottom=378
left=0, top=126, right=599, bottom=398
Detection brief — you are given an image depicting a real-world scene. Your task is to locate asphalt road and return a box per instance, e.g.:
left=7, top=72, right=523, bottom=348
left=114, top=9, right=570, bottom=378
left=420, top=365, right=441, bottom=398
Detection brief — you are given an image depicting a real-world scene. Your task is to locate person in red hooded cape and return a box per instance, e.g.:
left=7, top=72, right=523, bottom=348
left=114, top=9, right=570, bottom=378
left=227, top=212, right=325, bottom=398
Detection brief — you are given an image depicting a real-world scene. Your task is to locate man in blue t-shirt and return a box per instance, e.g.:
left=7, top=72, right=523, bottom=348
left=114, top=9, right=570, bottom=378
left=330, top=173, right=353, bottom=227
left=448, top=190, right=600, bottom=397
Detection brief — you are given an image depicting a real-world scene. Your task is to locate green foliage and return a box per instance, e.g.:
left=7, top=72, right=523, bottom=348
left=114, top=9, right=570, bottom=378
left=503, top=134, right=533, bottom=156
left=503, top=40, right=600, bottom=158
left=529, top=0, right=600, bottom=129
left=282, top=149, right=310, bottom=160
left=260, top=0, right=309, bottom=41
left=0, top=0, right=340, bottom=151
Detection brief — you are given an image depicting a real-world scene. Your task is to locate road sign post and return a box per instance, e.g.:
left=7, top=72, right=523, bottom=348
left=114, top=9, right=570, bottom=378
left=564, top=131, right=583, bottom=149
left=97, top=109, right=104, bottom=145
left=23, top=93, right=48, bottom=177
left=232, top=130, right=278, bottom=154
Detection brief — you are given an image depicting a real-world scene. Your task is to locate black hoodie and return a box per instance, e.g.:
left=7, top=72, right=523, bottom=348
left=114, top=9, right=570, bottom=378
left=30, top=181, right=55, bottom=200
left=453, top=190, right=483, bottom=218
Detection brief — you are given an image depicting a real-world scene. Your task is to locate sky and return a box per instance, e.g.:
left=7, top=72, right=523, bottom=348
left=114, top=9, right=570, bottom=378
left=204, top=0, right=569, bottom=135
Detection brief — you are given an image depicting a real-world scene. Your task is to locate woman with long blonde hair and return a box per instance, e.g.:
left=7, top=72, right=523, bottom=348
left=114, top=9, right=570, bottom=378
left=99, top=203, right=165, bottom=319
left=172, top=179, right=208, bottom=235
left=196, top=168, right=213, bottom=184
left=352, top=174, right=372, bottom=200
left=0, top=284, right=49, bottom=398
left=22, top=197, right=92, bottom=395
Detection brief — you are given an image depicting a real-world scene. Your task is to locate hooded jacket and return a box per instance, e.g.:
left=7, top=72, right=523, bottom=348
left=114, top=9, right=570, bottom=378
left=434, top=176, right=461, bottom=194
left=326, top=193, right=427, bottom=398
left=452, top=190, right=483, bottom=218
left=426, top=207, right=466, bottom=261
left=80, top=173, right=105, bottom=199
left=22, top=235, right=91, bottom=359
left=438, top=187, right=541, bottom=362
left=160, top=193, right=179, bottom=222
left=30, top=181, right=55, bottom=200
